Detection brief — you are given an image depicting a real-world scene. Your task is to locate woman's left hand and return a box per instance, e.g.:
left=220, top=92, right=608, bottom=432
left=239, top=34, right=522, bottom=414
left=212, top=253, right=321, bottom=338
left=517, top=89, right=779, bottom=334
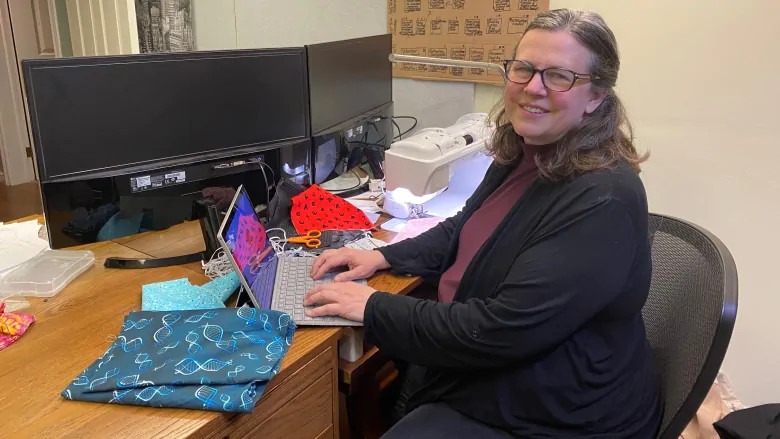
left=303, top=282, right=377, bottom=322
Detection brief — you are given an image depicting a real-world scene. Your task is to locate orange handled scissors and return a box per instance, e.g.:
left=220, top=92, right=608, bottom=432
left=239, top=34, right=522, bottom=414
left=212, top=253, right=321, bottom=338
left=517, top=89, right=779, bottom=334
left=282, top=230, right=322, bottom=248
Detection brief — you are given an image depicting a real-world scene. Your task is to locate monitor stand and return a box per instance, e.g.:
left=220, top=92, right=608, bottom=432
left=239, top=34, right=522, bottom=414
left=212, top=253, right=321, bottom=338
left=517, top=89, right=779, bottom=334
left=103, top=198, right=222, bottom=269
left=103, top=252, right=204, bottom=269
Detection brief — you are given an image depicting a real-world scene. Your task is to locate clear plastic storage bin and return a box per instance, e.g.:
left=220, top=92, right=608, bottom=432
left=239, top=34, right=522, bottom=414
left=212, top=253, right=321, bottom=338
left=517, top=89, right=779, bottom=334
left=0, top=294, right=30, bottom=312
left=0, top=249, right=95, bottom=298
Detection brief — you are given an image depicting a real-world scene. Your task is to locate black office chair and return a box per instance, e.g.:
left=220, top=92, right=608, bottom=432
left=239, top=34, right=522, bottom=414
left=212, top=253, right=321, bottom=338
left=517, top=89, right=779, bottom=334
left=643, top=213, right=738, bottom=439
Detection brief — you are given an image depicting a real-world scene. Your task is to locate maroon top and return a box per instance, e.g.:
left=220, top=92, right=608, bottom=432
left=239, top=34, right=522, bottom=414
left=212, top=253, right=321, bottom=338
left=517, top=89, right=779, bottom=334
left=438, top=142, right=555, bottom=302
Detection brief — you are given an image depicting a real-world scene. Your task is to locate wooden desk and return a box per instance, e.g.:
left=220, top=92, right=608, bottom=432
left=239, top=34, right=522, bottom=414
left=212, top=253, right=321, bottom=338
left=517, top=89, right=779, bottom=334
left=0, top=217, right=420, bottom=438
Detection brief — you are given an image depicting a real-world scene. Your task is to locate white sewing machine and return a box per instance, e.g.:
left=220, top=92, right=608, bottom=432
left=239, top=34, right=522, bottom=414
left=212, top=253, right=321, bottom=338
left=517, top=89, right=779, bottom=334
left=383, top=113, right=495, bottom=219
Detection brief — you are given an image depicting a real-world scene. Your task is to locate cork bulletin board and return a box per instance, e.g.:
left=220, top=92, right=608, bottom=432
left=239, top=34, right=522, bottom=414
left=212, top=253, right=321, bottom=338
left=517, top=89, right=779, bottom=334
left=388, top=0, right=550, bottom=85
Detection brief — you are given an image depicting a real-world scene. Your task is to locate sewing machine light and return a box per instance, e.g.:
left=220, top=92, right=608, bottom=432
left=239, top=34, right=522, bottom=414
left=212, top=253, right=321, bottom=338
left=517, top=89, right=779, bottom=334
left=382, top=113, right=495, bottom=219
left=383, top=187, right=442, bottom=219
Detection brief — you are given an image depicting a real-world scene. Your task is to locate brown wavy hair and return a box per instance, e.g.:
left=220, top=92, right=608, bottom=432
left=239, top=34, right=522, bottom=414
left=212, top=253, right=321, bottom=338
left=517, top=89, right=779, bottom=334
left=488, top=9, right=647, bottom=182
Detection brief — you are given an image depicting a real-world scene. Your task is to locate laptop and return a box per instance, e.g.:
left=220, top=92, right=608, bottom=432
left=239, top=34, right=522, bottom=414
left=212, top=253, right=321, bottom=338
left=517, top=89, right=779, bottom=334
left=217, top=185, right=362, bottom=326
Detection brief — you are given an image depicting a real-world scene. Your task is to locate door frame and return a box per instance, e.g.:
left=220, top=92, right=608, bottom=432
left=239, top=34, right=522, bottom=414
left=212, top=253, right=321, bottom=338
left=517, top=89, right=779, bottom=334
left=0, top=0, right=37, bottom=185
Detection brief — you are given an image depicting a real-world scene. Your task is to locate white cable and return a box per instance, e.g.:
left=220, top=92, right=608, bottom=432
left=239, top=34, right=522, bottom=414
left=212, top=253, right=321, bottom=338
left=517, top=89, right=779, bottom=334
left=201, top=248, right=235, bottom=279
left=264, top=227, right=289, bottom=254
left=245, top=158, right=276, bottom=207
left=258, top=163, right=271, bottom=208
left=264, top=227, right=318, bottom=258
left=257, top=159, right=276, bottom=183
left=282, top=249, right=318, bottom=258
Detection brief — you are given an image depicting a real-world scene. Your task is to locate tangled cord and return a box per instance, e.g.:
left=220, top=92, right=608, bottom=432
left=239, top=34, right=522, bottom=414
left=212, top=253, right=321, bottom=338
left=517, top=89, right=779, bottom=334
left=202, top=248, right=235, bottom=279
left=264, top=228, right=318, bottom=259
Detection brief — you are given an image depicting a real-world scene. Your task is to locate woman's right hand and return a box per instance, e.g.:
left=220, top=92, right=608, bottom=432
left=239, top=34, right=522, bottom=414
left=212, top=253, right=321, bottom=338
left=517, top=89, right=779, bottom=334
left=310, top=248, right=390, bottom=282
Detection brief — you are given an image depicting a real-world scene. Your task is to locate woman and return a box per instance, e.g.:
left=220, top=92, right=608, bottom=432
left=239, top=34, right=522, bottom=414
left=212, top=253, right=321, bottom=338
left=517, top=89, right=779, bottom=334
left=304, top=9, right=662, bottom=438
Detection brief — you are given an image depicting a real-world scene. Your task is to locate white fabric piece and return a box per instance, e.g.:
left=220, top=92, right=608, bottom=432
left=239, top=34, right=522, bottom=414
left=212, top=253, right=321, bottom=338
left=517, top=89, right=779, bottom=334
left=423, top=153, right=493, bottom=218
left=380, top=218, right=408, bottom=233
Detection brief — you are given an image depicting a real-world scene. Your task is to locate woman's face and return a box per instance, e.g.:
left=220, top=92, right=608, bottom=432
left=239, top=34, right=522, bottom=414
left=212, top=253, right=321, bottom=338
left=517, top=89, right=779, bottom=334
left=503, top=30, right=606, bottom=145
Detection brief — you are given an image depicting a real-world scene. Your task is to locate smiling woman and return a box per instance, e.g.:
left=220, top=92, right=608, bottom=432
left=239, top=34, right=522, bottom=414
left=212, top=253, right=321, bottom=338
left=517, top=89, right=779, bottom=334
left=305, top=8, right=662, bottom=439
left=490, top=9, right=647, bottom=182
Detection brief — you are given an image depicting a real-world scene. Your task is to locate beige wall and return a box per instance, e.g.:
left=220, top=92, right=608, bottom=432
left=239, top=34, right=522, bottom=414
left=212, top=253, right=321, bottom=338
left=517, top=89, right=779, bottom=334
left=234, top=0, right=387, bottom=48
left=476, top=1, right=780, bottom=406
left=192, top=0, right=475, bottom=132
left=191, top=0, right=237, bottom=51
left=192, top=0, right=388, bottom=50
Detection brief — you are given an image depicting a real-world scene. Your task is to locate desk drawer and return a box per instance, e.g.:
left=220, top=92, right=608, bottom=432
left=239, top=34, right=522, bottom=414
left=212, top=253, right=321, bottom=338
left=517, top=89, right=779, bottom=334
left=208, top=346, right=336, bottom=439
left=239, top=371, right=333, bottom=439
left=260, top=345, right=334, bottom=406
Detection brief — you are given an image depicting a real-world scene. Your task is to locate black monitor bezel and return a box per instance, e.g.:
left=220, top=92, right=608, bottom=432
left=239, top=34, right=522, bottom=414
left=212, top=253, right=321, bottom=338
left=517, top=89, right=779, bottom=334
left=22, top=48, right=311, bottom=183
left=306, top=34, right=393, bottom=136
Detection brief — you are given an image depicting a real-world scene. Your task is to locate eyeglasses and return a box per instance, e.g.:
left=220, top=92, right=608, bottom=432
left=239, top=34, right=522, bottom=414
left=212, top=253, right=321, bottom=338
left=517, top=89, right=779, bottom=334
left=502, top=60, right=600, bottom=92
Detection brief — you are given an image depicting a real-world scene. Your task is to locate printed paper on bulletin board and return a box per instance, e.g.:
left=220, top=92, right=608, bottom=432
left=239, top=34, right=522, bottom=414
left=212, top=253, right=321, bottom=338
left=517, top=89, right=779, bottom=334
left=388, top=0, right=550, bottom=85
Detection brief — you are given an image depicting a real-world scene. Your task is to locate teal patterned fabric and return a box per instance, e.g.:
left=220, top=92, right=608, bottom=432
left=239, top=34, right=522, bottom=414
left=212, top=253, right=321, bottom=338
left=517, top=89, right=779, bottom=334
left=62, top=306, right=295, bottom=413
left=141, top=272, right=240, bottom=311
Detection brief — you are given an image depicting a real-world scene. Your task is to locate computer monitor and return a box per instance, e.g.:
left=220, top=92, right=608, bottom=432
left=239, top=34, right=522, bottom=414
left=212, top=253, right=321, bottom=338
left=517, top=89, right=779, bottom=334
left=23, top=48, right=310, bottom=182
left=306, top=35, right=394, bottom=194
left=307, top=34, right=393, bottom=136
left=22, top=48, right=311, bottom=251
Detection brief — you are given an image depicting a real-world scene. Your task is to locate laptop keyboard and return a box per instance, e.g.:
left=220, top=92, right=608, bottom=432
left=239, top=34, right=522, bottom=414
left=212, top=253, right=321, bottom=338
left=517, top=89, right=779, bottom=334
left=271, top=256, right=363, bottom=326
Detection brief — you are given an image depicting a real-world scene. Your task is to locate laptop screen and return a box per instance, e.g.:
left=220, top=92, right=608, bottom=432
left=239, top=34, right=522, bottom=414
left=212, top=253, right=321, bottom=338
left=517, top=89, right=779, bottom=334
left=221, top=188, right=276, bottom=309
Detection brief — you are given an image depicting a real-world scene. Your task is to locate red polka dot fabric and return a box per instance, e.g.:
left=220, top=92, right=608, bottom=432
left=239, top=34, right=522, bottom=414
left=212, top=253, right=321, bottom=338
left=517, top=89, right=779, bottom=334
left=290, top=185, right=375, bottom=234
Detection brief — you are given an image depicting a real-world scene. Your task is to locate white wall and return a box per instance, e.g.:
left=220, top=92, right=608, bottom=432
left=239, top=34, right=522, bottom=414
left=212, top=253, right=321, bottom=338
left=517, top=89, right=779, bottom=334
left=191, top=0, right=237, bottom=51
left=476, top=1, right=780, bottom=407
left=392, top=78, right=474, bottom=137
left=233, top=0, right=386, bottom=48
left=191, top=0, right=474, bottom=130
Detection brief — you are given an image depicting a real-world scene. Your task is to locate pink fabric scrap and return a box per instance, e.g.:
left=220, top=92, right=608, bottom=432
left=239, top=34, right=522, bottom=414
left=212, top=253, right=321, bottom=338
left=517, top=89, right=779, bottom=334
left=390, top=217, right=446, bottom=244
left=0, top=302, right=35, bottom=351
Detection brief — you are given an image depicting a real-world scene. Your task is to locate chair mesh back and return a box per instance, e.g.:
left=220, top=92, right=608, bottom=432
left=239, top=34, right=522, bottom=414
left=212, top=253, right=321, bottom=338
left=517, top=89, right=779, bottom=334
left=643, top=215, right=725, bottom=435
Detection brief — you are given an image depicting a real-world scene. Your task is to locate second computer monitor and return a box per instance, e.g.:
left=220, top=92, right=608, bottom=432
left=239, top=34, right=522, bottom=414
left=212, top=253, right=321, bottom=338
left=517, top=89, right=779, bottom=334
left=307, top=34, right=393, bottom=136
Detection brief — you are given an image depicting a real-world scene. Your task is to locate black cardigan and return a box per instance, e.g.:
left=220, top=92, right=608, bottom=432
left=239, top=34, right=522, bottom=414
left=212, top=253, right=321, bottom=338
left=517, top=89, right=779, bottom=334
left=368, top=160, right=662, bottom=438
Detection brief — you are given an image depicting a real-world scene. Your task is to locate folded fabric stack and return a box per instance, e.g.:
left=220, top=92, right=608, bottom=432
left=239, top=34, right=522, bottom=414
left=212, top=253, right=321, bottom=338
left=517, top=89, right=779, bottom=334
left=62, top=306, right=295, bottom=413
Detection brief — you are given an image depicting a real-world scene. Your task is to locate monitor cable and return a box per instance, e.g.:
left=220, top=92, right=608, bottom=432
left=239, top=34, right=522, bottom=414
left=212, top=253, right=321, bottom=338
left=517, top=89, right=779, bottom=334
left=391, top=115, right=418, bottom=140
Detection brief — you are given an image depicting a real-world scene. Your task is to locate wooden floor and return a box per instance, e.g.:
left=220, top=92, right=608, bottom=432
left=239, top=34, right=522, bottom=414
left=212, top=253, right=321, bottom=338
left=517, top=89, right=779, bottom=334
left=0, top=181, right=42, bottom=222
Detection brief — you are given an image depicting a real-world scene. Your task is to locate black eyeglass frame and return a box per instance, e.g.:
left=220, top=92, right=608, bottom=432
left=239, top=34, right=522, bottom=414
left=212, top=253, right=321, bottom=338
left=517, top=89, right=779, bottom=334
left=502, top=59, right=600, bottom=92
